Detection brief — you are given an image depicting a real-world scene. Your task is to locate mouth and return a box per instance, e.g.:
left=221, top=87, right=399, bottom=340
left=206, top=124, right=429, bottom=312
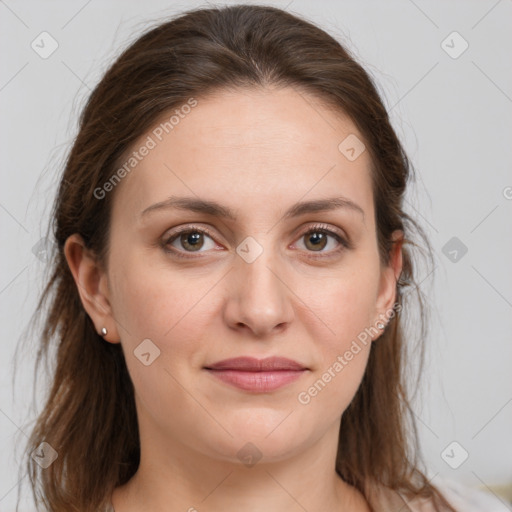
left=204, top=356, right=309, bottom=392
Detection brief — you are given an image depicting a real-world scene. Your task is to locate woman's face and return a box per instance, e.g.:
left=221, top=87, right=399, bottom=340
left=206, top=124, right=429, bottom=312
left=85, top=86, right=401, bottom=463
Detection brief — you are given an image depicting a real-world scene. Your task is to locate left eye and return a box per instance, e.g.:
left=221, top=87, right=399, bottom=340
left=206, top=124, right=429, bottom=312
left=295, top=227, right=346, bottom=253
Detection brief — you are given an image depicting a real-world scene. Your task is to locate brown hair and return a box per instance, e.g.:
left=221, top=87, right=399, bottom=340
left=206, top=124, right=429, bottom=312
left=17, top=4, right=455, bottom=511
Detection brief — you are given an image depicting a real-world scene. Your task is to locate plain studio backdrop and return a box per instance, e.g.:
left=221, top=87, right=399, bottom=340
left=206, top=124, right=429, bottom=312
left=1, top=0, right=511, bottom=510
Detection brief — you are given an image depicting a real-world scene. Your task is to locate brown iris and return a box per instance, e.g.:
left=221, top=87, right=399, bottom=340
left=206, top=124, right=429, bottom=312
left=304, top=231, right=328, bottom=251
left=179, top=232, right=204, bottom=251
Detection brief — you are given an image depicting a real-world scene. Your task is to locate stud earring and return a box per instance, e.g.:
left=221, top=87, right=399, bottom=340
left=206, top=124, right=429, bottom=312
left=100, top=327, right=108, bottom=336
left=376, top=322, right=385, bottom=330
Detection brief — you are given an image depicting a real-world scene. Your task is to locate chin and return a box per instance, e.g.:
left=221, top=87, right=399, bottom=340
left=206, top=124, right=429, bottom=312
left=207, top=435, right=307, bottom=468
left=203, top=415, right=314, bottom=464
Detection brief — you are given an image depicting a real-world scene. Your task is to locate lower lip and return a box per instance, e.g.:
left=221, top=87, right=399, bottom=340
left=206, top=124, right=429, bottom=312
left=205, top=369, right=307, bottom=392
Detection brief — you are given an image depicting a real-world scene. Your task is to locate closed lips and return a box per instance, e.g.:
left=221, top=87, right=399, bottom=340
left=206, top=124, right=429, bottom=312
left=204, top=356, right=308, bottom=371
left=204, top=356, right=309, bottom=392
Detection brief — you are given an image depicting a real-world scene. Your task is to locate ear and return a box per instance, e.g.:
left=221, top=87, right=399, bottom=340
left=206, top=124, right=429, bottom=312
left=373, top=230, right=403, bottom=332
left=64, top=233, right=120, bottom=344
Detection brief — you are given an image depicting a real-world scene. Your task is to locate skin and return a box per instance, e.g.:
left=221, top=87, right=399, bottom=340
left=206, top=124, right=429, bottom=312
left=65, top=85, right=403, bottom=512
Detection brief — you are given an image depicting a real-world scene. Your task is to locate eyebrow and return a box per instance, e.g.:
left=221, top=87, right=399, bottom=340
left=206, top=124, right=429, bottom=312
left=140, top=195, right=365, bottom=222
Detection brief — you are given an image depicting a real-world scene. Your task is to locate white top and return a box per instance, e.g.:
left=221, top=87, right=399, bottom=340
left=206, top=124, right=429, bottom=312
left=416, top=478, right=511, bottom=512
left=375, top=478, right=511, bottom=511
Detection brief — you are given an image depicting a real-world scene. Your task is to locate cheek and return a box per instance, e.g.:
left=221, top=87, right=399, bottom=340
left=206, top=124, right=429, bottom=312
left=109, top=255, right=217, bottom=415
left=298, top=262, right=380, bottom=351
left=293, top=263, right=378, bottom=412
left=111, top=245, right=180, bottom=331
left=110, top=250, right=219, bottom=364
left=297, top=346, right=370, bottom=430
left=296, top=279, right=374, bottom=420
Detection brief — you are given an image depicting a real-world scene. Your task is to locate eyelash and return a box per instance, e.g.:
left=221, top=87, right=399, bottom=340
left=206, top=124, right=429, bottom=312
left=161, top=223, right=351, bottom=260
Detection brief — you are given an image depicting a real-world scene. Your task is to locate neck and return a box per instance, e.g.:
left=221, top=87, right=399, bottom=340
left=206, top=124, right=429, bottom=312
left=111, top=421, right=370, bottom=512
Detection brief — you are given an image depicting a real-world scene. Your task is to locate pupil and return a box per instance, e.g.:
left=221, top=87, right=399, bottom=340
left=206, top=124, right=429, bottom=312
left=188, top=233, right=201, bottom=245
left=182, top=232, right=203, bottom=251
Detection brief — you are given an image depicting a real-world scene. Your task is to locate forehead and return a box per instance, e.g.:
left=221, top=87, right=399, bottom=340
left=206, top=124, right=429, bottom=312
left=109, top=86, right=374, bottom=226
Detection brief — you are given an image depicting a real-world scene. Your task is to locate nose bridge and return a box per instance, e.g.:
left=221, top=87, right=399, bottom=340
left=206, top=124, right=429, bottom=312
left=240, top=245, right=279, bottom=295
left=227, top=234, right=293, bottom=334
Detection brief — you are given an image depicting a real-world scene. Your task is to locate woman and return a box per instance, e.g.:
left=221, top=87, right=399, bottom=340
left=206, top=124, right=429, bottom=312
left=23, top=4, right=471, bottom=511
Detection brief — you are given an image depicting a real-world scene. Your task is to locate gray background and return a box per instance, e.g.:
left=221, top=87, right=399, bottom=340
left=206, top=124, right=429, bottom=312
left=1, top=0, right=511, bottom=510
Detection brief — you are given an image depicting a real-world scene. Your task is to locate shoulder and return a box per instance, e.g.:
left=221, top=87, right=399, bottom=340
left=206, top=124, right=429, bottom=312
left=406, top=477, right=509, bottom=512
left=367, top=478, right=508, bottom=512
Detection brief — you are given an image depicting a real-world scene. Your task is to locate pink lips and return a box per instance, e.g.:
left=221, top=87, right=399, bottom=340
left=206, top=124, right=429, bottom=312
left=204, top=356, right=308, bottom=392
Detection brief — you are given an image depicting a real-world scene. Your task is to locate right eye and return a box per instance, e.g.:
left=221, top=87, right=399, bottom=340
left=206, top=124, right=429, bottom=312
left=162, top=225, right=221, bottom=258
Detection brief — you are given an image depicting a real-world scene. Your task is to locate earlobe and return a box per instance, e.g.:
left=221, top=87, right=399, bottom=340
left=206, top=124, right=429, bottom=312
left=63, top=234, right=120, bottom=343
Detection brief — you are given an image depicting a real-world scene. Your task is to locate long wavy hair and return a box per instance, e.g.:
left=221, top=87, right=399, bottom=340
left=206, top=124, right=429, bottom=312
left=16, top=4, right=456, bottom=511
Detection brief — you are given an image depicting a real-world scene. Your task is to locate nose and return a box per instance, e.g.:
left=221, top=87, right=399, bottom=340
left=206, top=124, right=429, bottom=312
left=223, top=245, right=294, bottom=338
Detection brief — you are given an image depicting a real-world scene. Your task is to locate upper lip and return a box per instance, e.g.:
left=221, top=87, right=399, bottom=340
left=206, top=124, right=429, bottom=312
left=205, top=356, right=308, bottom=371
